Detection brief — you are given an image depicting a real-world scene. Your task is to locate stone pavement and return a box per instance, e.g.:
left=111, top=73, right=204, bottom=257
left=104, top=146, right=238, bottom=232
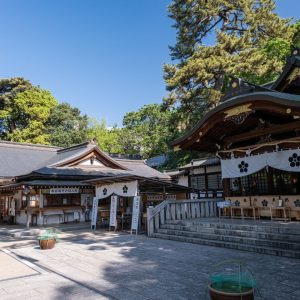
left=0, top=222, right=90, bottom=238
left=0, top=230, right=299, bottom=299
left=0, top=250, right=38, bottom=280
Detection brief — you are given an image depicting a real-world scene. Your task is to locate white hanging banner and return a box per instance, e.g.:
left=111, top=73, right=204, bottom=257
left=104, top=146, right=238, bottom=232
left=131, top=196, right=141, bottom=233
left=96, top=180, right=138, bottom=199
left=109, top=195, right=118, bottom=228
left=221, top=149, right=300, bottom=178
left=91, top=197, right=99, bottom=230
left=74, top=211, right=80, bottom=221
left=9, top=198, right=15, bottom=216
left=267, top=149, right=300, bottom=172
left=221, top=153, right=267, bottom=178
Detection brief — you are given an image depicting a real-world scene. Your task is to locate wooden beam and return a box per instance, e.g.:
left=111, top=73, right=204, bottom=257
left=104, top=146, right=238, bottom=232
left=224, top=120, right=300, bottom=146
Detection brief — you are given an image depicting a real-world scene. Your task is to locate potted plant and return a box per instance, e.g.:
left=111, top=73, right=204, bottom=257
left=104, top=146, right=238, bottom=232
left=208, top=261, right=256, bottom=300
left=37, top=228, right=60, bottom=250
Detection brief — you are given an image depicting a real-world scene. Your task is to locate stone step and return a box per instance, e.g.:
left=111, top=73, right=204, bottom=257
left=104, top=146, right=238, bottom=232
left=152, top=233, right=300, bottom=259
left=156, top=228, right=300, bottom=251
left=165, top=219, right=300, bottom=235
left=160, top=224, right=300, bottom=243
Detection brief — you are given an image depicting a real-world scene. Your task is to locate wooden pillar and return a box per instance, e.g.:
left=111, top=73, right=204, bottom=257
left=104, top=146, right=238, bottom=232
left=223, top=178, right=230, bottom=197
left=204, top=166, right=208, bottom=190
left=267, top=167, right=273, bottom=195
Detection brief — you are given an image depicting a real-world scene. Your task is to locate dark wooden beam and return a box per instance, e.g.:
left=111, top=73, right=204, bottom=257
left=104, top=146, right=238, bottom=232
left=223, top=120, right=300, bottom=146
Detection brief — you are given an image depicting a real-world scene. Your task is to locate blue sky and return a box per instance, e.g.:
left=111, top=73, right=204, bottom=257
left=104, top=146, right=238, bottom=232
left=1, top=1, right=300, bottom=126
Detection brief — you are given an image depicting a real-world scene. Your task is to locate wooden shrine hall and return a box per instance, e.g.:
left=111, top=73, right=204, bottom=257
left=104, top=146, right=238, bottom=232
left=172, top=48, right=300, bottom=221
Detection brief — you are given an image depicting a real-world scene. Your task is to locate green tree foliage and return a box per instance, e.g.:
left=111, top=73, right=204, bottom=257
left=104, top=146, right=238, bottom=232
left=164, top=0, right=297, bottom=128
left=0, top=77, right=33, bottom=138
left=121, top=104, right=174, bottom=159
left=87, top=118, right=122, bottom=153
left=46, top=103, right=89, bottom=147
left=0, top=81, right=58, bottom=144
left=161, top=149, right=205, bottom=170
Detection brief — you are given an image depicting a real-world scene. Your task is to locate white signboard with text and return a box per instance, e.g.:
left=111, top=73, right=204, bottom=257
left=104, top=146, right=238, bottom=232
left=50, top=188, right=79, bottom=194
left=190, top=193, right=199, bottom=199
left=109, top=195, right=118, bottom=228
left=131, top=196, right=141, bottom=233
left=91, top=197, right=99, bottom=230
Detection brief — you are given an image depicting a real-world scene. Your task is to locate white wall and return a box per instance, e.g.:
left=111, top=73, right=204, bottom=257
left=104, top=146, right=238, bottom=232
left=43, top=214, right=63, bottom=225
left=16, top=211, right=27, bottom=224
left=178, top=175, right=189, bottom=187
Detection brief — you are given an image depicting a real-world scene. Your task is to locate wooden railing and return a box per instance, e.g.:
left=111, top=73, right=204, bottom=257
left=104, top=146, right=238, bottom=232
left=147, top=199, right=219, bottom=237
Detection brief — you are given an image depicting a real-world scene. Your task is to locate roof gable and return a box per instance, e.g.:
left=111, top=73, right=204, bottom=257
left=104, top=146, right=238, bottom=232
left=49, top=143, right=128, bottom=170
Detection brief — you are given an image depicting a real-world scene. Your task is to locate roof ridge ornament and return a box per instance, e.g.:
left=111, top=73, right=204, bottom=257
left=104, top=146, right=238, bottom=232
left=224, top=103, right=254, bottom=124
left=221, top=76, right=274, bottom=102
left=221, top=77, right=254, bottom=101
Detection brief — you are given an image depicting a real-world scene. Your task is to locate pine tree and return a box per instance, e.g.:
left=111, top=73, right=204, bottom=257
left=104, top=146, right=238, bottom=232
left=164, top=0, right=297, bottom=128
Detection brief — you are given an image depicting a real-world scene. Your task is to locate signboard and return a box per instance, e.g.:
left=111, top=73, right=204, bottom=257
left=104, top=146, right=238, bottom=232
left=131, top=196, right=141, bottom=233
left=216, top=190, right=223, bottom=198
left=207, top=191, right=214, bottom=198
left=147, top=194, right=163, bottom=201
left=91, top=197, right=99, bottom=230
left=74, top=211, right=80, bottom=221
left=9, top=199, right=15, bottom=216
left=166, top=194, right=176, bottom=201
left=190, top=193, right=199, bottom=199
left=109, top=195, right=118, bottom=228
left=50, top=188, right=79, bottom=194
left=200, top=192, right=207, bottom=198
left=147, top=194, right=176, bottom=201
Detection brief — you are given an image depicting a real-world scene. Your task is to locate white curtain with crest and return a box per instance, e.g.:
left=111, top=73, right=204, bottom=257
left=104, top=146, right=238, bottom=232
left=221, top=149, right=300, bottom=179
left=95, top=180, right=138, bottom=199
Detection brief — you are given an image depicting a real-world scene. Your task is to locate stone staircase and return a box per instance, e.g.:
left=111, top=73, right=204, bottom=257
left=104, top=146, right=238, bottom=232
left=152, top=219, right=300, bottom=259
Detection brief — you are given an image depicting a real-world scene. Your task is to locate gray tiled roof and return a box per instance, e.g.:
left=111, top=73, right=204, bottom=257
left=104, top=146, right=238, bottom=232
left=164, top=170, right=186, bottom=177
left=179, top=157, right=220, bottom=169
left=34, top=166, right=128, bottom=177
left=146, top=154, right=168, bottom=167
left=115, top=159, right=170, bottom=180
left=33, top=160, right=171, bottom=181
left=0, top=140, right=170, bottom=181
left=0, top=141, right=58, bottom=177
left=42, top=143, right=96, bottom=167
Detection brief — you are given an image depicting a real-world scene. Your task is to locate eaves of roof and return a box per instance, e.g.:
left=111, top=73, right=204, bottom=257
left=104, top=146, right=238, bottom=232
left=171, top=91, right=300, bottom=147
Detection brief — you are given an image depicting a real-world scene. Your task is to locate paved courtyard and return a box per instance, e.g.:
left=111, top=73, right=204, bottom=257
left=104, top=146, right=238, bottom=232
left=0, top=230, right=299, bottom=300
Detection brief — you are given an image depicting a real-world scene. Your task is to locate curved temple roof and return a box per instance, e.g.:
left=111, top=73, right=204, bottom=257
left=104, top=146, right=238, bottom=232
left=172, top=91, right=300, bottom=151
left=171, top=50, right=300, bottom=153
